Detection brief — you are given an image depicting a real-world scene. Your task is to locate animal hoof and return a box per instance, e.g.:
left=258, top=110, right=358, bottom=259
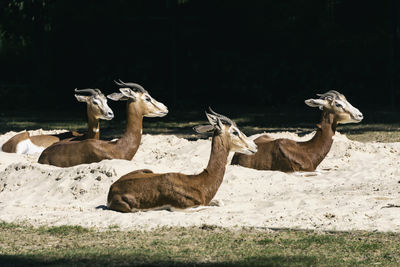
left=209, top=199, right=224, bottom=207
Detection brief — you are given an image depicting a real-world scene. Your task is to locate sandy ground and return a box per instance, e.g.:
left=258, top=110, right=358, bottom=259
left=0, top=129, right=399, bottom=232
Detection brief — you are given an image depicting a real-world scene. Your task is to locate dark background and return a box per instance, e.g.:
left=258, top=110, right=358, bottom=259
left=0, top=0, right=399, bottom=124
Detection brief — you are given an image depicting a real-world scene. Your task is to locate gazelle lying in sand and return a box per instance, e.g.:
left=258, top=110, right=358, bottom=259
left=107, top=108, right=257, bottom=213
left=231, top=90, right=363, bottom=172
left=38, top=80, right=168, bottom=167
left=1, top=88, right=114, bottom=154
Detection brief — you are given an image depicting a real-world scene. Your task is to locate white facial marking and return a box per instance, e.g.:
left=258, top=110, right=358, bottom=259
left=141, top=94, right=152, bottom=102
left=347, top=102, right=362, bottom=115
left=229, top=125, right=257, bottom=155
left=143, top=96, right=168, bottom=118
left=92, top=128, right=100, bottom=133
left=335, top=99, right=346, bottom=108
left=307, top=92, right=363, bottom=124
left=335, top=98, right=363, bottom=123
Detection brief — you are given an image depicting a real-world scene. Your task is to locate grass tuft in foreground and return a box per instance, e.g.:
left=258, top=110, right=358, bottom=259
left=37, top=225, right=91, bottom=236
left=0, top=222, right=399, bottom=266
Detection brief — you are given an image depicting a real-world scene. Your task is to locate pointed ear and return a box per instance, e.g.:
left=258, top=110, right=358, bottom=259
left=205, top=112, right=218, bottom=125
left=193, top=125, right=215, bottom=133
left=107, top=93, right=128, bottom=101
left=119, top=88, right=138, bottom=100
left=74, top=94, right=90, bottom=103
left=305, top=98, right=328, bottom=109
left=216, top=118, right=225, bottom=131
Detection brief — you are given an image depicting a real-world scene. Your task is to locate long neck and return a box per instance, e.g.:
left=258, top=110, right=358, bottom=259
left=198, top=131, right=230, bottom=203
left=115, top=100, right=143, bottom=159
left=86, top=111, right=100, bottom=139
left=302, top=110, right=337, bottom=166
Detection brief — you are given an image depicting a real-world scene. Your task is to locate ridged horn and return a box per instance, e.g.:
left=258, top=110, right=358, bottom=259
left=207, top=107, right=236, bottom=126
left=317, top=90, right=344, bottom=100
left=114, top=79, right=146, bottom=93
left=74, top=88, right=99, bottom=95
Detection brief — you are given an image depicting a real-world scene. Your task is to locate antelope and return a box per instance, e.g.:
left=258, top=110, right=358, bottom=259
left=231, top=90, right=363, bottom=172
left=107, top=108, right=258, bottom=213
left=38, top=80, right=168, bottom=167
left=1, top=88, right=114, bottom=154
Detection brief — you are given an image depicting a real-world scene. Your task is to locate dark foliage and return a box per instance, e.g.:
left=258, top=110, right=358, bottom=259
left=0, top=0, right=398, bottom=112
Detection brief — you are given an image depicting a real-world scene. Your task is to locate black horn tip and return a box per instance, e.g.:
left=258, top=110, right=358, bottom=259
left=114, top=79, right=124, bottom=85
left=205, top=106, right=215, bottom=116
left=208, top=106, right=217, bottom=115
left=73, top=88, right=97, bottom=95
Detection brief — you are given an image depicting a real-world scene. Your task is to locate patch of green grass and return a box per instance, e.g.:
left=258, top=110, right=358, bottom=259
left=257, top=238, right=274, bottom=245
left=107, top=224, right=120, bottom=230
left=38, top=225, right=91, bottom=236
left=0, top=223, right=399, bottom=266
left=0, top=221, right=21, bottom=229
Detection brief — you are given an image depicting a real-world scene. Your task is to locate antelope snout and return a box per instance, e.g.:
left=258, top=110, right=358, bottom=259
left=243, top=140, right=258, bottom=155
left=348, top=104, right=363, bottom=123
left=355, top=112, right=363, bottom=121
left=144, top=102, right=169, bottom=117
left=156, top=102, right=169, bottom=117
left=248, top=143, right=258, bottom=154
left=105, top=110, right=114, bottom=120
left=351, top=109, right=363, bottom=122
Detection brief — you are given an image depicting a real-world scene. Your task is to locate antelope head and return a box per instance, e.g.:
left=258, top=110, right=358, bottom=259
left=108, top=80, right=168, bottom=117
left=305, top=90, right=363, bottom=124
left=194, top=108, right=258, bottom=155
left=74, top=88, right=114, bottom=120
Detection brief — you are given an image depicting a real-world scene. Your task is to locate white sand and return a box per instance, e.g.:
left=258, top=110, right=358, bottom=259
left=0, top=129, right=399, bottom=232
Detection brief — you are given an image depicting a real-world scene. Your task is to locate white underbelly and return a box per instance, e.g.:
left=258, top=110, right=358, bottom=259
left=16, top=139, right=45, bottom=154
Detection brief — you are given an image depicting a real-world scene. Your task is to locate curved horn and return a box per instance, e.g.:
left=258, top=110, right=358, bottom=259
left=317, top=90, right=342, bottom=100
left=114, top=79, right=146, bottom=93
left=207, top=107, right=236, bottom=126
left=74, top=88, right=98, bottom=95
left=114, top=79, right=125, bottom=87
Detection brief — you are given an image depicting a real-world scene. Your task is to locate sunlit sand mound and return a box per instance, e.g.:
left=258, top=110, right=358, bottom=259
left=0, top=130, right=399, bottom=231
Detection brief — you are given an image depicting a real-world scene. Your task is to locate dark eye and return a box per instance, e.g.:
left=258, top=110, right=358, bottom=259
left=145, top=96, right=151, bottom=102
left=335, top=102, right=343, bottom=108
left=93, top=100, right=99, bottom=105
left=233, top=131, right=239, bottom=136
